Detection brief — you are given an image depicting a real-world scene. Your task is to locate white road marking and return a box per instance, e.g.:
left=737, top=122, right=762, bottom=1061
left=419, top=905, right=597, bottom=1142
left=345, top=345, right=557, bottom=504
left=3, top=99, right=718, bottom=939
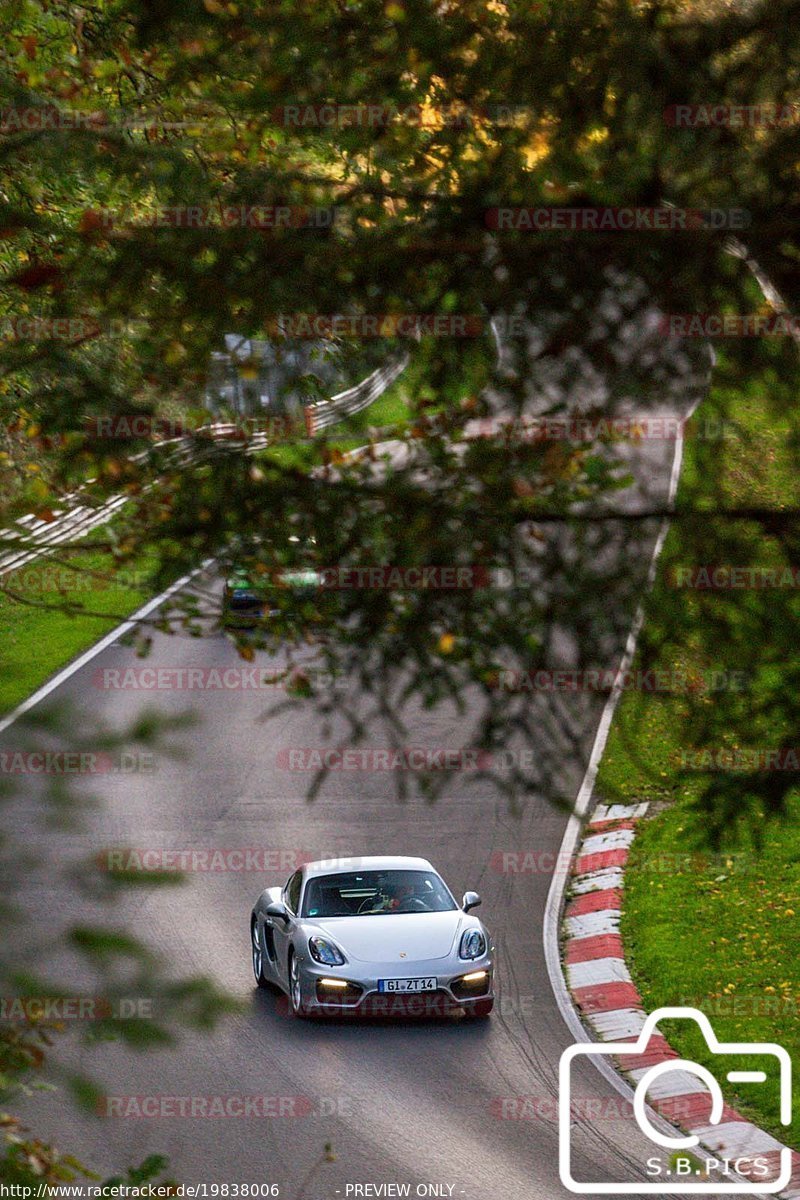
left=0, top=558, right=214, bottom=737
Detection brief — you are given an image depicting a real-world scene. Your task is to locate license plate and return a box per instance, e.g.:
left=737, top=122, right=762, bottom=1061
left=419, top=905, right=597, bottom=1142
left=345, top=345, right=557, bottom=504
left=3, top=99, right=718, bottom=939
left=378, top=977, right=437, bottom=993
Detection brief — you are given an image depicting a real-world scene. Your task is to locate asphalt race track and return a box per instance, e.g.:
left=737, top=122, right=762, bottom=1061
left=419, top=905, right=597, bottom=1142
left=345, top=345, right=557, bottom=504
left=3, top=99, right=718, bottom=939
left=4, top=310, right=725, bottom=1199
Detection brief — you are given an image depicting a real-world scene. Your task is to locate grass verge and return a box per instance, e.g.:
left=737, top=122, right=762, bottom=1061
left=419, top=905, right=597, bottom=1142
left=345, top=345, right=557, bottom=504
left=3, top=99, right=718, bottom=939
left=0, top=545, right=158, bottom=714
left=595, top=344, right=800, bottom=1148
left=0, top=349, right=433, bottom=714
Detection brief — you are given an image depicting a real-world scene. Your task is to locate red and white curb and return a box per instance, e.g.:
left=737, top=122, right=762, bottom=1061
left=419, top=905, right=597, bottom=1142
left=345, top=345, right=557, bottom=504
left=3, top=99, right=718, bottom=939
left=562, top=801, right=800, bottom=1196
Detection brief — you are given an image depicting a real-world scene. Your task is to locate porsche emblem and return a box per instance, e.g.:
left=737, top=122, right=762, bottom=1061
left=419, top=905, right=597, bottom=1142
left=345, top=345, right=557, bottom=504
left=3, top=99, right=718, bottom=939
left=399, top=952, right=407, bottom=958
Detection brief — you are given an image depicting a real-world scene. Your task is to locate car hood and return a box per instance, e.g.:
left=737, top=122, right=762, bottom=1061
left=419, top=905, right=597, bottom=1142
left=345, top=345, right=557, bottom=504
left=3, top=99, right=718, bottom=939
left=309, top=911, right=465, bottom=963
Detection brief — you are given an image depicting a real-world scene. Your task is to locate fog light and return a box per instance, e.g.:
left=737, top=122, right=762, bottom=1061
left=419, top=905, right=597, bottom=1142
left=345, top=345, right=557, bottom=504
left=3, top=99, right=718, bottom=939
left=318, top=977, right=349, bottom=989
left=462, top=970, right=488, bottom=983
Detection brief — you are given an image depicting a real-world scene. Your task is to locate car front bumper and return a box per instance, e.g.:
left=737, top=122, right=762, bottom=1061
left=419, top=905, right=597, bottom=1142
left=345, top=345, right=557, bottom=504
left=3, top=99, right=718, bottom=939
left=295, top=952, right=494, bottom=1016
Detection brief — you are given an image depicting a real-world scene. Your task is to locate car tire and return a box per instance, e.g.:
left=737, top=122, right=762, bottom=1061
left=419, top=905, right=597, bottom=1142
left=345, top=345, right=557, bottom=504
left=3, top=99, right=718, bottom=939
left=251, top=919, right=269, bottom=988
left=288, top=950, right=310, bottom=1019
left=462, top=998, right=494, bottom=1019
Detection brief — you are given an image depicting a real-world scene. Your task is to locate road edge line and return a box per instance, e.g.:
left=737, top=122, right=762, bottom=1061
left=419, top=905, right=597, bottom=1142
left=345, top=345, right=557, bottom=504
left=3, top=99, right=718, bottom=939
left=541, top=383, right=786, bottom=1193
left=0, top=557, right=214, bottom=737
left=542, top=405, right=690, bottom=1063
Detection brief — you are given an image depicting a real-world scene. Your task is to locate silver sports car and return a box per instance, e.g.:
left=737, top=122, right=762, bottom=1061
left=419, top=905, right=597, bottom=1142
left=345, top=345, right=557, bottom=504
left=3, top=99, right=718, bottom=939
left=250, top=855, right=494, bottom=1018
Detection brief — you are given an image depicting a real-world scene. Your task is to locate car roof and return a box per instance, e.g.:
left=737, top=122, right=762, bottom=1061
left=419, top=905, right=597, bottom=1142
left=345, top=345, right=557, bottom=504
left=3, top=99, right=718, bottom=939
left=302, top=855, right=435, bottom=879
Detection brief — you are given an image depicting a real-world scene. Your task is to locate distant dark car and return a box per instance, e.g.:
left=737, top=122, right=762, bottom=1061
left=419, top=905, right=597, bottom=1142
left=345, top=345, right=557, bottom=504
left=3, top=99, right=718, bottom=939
left=221, top=569, right=267, bottom=628
left=221, top=537, right=321, bottom=628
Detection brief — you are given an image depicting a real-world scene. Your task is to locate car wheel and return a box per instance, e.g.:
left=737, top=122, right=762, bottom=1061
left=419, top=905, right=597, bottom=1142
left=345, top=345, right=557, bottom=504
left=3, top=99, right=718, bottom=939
left=462, top=998, right=493, bottom=1019
left=251, top=919, right=269, bottom=988
left=288, top=951, right=309, bottom=1018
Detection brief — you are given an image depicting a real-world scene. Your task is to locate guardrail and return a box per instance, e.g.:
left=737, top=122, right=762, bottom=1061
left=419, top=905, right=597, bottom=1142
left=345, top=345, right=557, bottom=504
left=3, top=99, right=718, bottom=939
left=0, top=352, right=410, bottom=580
left=302, top=353, right=409, bottom=434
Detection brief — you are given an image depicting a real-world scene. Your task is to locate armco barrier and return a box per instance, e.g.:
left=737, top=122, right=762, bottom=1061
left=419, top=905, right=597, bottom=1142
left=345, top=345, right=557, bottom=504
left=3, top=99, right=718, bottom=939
left=0, top=353, right=409, bottom=579
left=303, top=353, right=409, bottom=434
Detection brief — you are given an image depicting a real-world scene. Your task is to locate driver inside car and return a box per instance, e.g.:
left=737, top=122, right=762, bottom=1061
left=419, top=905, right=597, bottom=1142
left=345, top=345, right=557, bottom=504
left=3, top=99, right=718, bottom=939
left=367, top=881, right=417, bottom=912
left=386, top=882, right=416, bottom=910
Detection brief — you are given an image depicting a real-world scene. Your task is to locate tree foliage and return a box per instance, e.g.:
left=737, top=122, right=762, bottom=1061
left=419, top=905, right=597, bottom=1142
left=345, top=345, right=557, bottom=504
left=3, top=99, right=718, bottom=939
left=0, top=15, right=798, bottom=1141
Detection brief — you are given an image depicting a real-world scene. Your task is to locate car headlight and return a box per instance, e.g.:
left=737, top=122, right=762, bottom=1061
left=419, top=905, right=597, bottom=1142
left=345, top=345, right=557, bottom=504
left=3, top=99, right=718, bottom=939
left=459, top=928, right=487, bottom=960
left=308, top=935, right=346, bottom=966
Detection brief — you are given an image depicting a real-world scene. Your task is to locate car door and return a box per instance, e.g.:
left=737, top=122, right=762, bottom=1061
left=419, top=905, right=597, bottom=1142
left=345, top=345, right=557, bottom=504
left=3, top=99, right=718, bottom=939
left=272, top=868, right=303, bottom=985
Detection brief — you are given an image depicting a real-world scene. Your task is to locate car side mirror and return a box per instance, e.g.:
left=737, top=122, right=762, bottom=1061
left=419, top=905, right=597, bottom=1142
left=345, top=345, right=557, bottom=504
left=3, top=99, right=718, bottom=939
left=266, top=900, right=291, bottom=924
left=462, top=891, right=481, bottom=912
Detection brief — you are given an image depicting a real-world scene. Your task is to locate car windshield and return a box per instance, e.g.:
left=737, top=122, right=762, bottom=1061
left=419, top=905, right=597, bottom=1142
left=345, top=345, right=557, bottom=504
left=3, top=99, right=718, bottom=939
left=302, top=869, right=457, bottom=917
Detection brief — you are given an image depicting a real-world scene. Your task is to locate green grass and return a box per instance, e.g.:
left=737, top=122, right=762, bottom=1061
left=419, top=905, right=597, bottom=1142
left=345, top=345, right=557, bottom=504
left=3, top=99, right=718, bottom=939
left=0, top=546, right=158, bottom=714
left=258, top=340, right=491, bottom=469
left=595, top=345, right=800, bottom=1148
left=622, top=798, right=800, bottom=1146
left=333, top=360, right=422, bottom=440
left=254, top=357, right=420, bottom=470
left=0, top=353, right=437, bottom=712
